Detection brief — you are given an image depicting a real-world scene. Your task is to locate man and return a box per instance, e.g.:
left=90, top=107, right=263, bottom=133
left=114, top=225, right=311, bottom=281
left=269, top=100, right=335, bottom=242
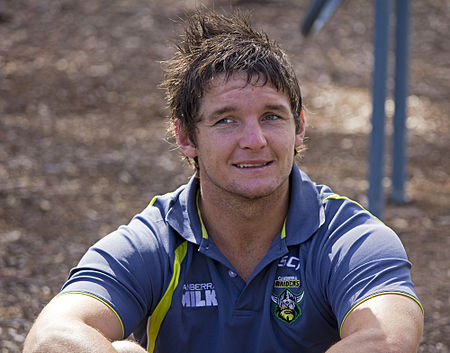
left=24, top=10, right=423, bottom=353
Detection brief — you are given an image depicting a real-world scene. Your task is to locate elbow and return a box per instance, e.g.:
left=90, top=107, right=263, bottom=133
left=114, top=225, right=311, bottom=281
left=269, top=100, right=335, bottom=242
left=374, top=330, right=421, bottom=353
left=377, top=341, right=418, bottom=353
left=381, top=318, right=424, bottom=352
left=351, top=328, right=421, bottom=353
left=23, top=321, right=77, bottom=353
left=23, top=330, right=52, bottom=353
left=23, top=326, right=58, bottom=353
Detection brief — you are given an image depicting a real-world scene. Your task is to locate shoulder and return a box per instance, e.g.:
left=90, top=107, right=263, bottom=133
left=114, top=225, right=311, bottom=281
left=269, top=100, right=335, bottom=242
left=301, top=188, right=411, bottom=293
left=319, top=190, right=379, bottom=224
left=321, top=193, right=400, bottom=244
left=125, top=183, right=191, bottom=250
left=303, top=194, right=421, bottom=330
left=314, top=192, right=407, bottom=263
left=74, top=183, right=191, bottom=279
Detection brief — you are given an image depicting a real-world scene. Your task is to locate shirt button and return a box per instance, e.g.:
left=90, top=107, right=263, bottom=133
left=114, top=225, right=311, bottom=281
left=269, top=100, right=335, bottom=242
left=228, top=270, right=237, bottom=278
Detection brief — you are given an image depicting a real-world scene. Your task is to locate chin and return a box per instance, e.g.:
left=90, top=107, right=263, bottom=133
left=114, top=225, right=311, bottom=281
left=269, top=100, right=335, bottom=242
left=229, top=182, right=286, bottom=200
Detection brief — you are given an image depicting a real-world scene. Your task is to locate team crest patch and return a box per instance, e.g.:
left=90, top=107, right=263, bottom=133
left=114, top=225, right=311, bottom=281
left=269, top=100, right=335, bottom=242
left=271, top=288, right=304, bottom=324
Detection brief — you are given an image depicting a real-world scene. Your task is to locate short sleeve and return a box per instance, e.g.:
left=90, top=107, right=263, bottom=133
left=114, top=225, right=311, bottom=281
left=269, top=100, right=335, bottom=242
left=319, top=198, right=422, bottom=334
left=60, top=216, right=167, bottom=338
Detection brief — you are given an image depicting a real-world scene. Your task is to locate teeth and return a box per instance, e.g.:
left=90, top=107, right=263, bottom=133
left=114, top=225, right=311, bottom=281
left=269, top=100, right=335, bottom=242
left=236, top=162, right=268, bottom=168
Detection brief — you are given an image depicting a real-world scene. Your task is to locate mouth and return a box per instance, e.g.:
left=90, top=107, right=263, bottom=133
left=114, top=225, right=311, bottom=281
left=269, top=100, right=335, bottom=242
left=234, top=162, right=272, bottom=169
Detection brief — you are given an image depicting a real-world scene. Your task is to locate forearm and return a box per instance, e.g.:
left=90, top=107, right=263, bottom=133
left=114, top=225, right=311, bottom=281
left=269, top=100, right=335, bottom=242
left=23, top=320, right=118, bottom=353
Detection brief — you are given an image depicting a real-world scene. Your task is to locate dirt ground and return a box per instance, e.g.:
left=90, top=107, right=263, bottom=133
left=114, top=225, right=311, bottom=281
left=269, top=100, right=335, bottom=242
left=0, top=0, right=449, bottom=352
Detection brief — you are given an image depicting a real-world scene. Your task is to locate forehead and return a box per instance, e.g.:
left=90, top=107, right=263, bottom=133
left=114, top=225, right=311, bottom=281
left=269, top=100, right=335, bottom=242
left=200, top=72, right=291, bottom=112
left=205, top=72, right=279, bottom=93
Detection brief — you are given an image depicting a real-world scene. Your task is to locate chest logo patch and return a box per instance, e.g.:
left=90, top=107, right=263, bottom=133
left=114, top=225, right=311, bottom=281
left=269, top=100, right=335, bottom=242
left=271, top=288, right=304, bottom=324
left=182, top=282, right=218, bottom=308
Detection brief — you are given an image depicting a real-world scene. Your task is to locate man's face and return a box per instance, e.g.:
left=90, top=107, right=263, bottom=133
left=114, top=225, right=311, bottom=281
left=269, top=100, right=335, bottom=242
left=176, top=73, right=305, bottom=200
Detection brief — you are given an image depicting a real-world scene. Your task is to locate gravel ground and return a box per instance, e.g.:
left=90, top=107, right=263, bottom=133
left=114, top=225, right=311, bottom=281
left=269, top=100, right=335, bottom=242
left=0, top=0, right=449, bottom=351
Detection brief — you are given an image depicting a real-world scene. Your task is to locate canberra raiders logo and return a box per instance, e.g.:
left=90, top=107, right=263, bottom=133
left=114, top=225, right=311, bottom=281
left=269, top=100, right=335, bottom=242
left=271, top=288, right=304, bottom=324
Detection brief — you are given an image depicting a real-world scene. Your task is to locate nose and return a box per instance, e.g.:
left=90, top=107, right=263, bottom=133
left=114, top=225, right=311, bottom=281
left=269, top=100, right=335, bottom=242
left=238, top=119, right=267, bottom=150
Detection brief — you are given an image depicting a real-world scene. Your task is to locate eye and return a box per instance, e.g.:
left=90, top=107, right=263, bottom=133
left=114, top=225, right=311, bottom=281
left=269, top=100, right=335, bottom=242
left=263, top=114, right=281, bottom=121
left=215, top=117, right=235, bottom=125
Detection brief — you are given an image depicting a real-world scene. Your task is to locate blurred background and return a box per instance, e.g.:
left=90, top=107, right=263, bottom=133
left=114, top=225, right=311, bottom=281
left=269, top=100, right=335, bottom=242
left=0, top=0, right=448, bottom=351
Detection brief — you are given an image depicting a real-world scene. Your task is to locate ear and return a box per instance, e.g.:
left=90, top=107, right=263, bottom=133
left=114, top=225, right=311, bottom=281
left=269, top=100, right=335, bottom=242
left=175, top=120, right=198, bottom=158
left=294, top=109, right=306, bottom=148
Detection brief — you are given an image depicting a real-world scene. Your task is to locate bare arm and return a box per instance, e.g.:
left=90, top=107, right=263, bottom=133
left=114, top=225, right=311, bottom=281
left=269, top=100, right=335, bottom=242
left=23, top=293, right=126, bottom=353
left=325, top=294, right=424, bottom=353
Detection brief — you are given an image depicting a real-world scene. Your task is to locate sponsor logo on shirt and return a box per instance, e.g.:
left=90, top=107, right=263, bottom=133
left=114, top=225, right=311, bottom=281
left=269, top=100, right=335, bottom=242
left=278, top=255, right=301, bottom=271
left=272, top=256, right=304, bottom=324
left=274, top=275, right=300, bottom=288
left=182, top=282, right=218, bottom=308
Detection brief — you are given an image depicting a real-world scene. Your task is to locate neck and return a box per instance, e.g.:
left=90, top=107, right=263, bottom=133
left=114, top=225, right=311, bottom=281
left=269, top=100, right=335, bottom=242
left=197, top=181, right=290, bottom=281
left=199, top=184, right=289, bottom=239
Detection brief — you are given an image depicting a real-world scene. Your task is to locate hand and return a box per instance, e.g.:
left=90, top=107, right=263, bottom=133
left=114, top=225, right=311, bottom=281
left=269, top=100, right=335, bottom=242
left=112, top=340, right=147, bottom=353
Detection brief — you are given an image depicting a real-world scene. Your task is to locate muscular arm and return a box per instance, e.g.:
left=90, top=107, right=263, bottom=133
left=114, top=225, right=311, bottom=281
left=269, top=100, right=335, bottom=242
left=23, top=293, right=127, bottom=353
left=326, top=294, right=424, bottom=353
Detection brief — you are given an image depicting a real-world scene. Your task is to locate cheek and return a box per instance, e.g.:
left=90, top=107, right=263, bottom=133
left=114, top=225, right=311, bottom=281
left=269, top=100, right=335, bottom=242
left=196, top=141, right=222, bottom=167
left=273, top=134, right=297, bottom=155
left=200, top=133, right=233, bottom=155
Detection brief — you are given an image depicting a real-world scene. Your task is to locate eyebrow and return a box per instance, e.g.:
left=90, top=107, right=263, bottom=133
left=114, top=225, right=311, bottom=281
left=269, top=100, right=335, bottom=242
left=198, top=105, right=237, bottom=123
left=211, top=106, right=237, bottom=118
left=204, top=103, right=291, bottom=120
left=263, top=104, right=291, bottom=115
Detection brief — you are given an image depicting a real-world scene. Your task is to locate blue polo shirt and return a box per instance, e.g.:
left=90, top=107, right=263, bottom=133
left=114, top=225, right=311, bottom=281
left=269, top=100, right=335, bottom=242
left=61, top=165, right=422, bottom=352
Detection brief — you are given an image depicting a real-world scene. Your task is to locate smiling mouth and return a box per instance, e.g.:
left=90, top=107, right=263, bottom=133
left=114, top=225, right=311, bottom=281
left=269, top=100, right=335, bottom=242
left=234, top=162, right=271, bottom=168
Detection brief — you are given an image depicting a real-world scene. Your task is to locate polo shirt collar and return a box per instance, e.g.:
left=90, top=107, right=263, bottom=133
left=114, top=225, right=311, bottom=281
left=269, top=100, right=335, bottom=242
left=166, top=174, right=203, bottom=245
left=285, top=164, right=325, bottom=245
left=166, top=164, right=325, bottom=246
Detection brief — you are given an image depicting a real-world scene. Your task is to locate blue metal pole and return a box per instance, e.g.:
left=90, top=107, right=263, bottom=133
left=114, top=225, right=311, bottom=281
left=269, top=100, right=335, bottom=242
left=369, top=0, right=390, bottom=219
left=392, top=0, right=411, bottom=204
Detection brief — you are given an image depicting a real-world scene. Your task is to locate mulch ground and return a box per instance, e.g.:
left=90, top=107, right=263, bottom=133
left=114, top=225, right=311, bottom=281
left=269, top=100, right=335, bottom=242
left=0, top=0, right=449, bottom=351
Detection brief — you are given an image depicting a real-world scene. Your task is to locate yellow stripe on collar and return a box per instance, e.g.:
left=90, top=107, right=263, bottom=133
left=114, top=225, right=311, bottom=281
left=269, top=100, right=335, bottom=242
left=196, top=190, right=209, bottom=239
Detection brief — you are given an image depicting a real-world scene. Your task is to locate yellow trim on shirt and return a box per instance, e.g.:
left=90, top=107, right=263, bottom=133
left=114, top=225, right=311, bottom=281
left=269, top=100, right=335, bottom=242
left=323, top=194, right=383, bottom=223
left=149, top=196, right=158, bottom=207
left=339, top=291, right=425, bottom=337
left=196, top=190, right=209, bottom=239
left=281, top=218, right=287, bottom=239
left=146, top=241, right=188, bottom=352
left=56, top=291, right=125, bottom=339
